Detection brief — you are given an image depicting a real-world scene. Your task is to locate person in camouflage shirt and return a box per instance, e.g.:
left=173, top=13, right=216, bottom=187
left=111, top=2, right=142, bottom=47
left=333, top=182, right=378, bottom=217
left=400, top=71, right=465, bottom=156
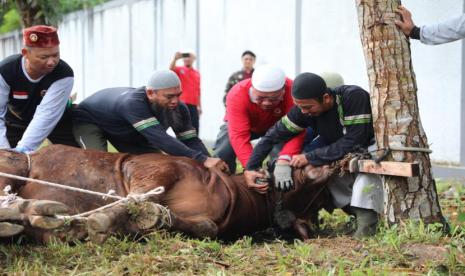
left=223, top=50, right=256, bottom=105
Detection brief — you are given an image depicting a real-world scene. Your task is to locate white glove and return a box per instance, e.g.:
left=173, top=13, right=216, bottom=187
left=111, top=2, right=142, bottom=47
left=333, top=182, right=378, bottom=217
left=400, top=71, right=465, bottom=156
left=273, top=163, right=294, bottom=192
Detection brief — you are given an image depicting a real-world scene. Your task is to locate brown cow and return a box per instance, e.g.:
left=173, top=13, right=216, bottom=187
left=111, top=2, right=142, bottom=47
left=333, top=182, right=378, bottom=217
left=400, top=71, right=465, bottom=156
left=0, top=145, right=334, bottom=243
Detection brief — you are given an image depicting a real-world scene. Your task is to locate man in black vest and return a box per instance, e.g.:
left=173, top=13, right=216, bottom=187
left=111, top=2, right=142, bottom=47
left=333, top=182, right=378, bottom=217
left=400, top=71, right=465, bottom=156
left=0, top=25, right=78, bottom=153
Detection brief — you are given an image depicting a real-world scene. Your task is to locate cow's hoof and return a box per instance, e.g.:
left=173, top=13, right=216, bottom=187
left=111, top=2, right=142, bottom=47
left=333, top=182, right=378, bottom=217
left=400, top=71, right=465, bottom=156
left=0, top=207, right=22, bottom=221
left=133, top=202, right=166, bottom=230
left=0, top=222, right=24, bottom=237
left=30, top=200, right=70, bottom=216
left=87, top=213, right=112, bottom=244
left=192, top=219, right=218, bottom=238
left=29, top=215, right=65, bottom=229
left=87, top=213, right=111, bottom=233
left=89, top=231, right=109, bottom=244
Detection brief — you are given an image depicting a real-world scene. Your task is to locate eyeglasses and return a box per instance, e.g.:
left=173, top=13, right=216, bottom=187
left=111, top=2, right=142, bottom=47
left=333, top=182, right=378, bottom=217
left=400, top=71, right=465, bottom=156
left=250, top=88, right=284, bottom=103
left=253, top=95, right=284, bottom=102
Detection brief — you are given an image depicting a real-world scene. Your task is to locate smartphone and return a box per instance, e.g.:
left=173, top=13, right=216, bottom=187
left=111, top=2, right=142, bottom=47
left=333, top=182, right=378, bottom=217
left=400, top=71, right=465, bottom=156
left=182, top=53, right=190, bottom=58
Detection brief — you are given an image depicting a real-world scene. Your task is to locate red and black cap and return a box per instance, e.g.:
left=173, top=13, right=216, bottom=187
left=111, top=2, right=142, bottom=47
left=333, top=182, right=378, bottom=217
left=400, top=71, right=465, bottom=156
left=23, top=25, right=60, bottom=48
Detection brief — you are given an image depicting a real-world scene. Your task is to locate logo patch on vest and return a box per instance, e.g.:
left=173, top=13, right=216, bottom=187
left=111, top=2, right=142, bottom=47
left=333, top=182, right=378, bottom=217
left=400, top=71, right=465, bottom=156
left=12, top=91, right=28, bottom=100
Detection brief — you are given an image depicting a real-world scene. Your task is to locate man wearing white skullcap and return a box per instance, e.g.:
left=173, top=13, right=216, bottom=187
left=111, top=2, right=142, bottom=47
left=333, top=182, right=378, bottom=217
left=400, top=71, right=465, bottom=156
left=72, top=70, right=228, bottom=172
left=213, top=65, right=305, bottom=193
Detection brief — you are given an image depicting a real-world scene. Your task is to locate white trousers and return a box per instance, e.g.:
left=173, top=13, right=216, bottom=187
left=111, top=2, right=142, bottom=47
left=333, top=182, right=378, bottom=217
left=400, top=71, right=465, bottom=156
left=326, top=172, right=384, bottom=214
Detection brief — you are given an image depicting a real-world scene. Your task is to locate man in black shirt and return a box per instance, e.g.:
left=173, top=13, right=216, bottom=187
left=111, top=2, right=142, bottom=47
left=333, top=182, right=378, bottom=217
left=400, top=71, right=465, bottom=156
left=245, top=72, right=383, bottom=238
left=73, top=70, right=228, bottom=172
left=223, top=50, right=256, bottom=105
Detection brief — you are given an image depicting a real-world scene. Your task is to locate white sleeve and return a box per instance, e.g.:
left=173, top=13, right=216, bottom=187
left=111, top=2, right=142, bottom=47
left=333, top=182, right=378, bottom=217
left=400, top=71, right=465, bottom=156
left=17, top=77, right=74, bottom=150
left=0, top=74, right=11, bottom=149
left=420, top=14, right=465, bottom=45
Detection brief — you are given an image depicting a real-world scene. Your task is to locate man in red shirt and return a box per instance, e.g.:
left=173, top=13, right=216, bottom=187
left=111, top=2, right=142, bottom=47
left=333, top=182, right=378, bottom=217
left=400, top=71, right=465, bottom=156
left=170, top=51, right=201, bottom=134
left=213, top=65, right=305, bottom=182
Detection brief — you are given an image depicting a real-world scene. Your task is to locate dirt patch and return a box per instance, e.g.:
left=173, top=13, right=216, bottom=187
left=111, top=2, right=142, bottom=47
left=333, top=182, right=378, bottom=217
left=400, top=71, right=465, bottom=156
left=402, top=243, right=448, bottom=267
left=303, top=237, right=463, bottom=273
left=306, top=236, right=364, bottom=259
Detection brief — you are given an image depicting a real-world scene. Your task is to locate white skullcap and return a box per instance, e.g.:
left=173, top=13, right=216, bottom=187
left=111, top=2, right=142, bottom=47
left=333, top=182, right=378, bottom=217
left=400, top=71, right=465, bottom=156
left=319, top=72, right=344, bottom=89
left=252, top=65, right=286, bottom=92
left=147, top=70, right=180, bottom=90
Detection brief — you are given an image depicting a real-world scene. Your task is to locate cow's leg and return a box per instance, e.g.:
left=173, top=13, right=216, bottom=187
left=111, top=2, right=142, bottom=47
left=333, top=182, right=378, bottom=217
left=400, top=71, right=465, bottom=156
left=86, top=203, right=132, bottom=243
left=0, top=198, right=80, bottom=242
left=86, top=201, right=218, bottom=242
left=168, top=213, right=218, bottom=239
left=0, top=204, right=25, bottom=237
left=86, top=200, right=170, bottom=243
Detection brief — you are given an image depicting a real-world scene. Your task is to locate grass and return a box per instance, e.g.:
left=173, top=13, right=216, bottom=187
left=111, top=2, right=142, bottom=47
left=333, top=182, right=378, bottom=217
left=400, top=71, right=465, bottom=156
left=1, top=181, right=464, bottom=275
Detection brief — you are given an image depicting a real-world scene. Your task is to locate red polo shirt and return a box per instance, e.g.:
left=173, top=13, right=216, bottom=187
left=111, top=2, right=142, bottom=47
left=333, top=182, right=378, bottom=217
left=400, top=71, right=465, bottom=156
left=225, top=78, right=305, bottom=167
left=173, top=66, right=201, bottom=106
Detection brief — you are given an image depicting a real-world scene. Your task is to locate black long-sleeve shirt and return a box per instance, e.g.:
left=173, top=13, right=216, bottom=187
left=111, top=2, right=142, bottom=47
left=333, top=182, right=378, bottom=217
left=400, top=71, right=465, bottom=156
left=73, top=87, right=209, bottom=162
left=246, top=85, right=374, bottom=169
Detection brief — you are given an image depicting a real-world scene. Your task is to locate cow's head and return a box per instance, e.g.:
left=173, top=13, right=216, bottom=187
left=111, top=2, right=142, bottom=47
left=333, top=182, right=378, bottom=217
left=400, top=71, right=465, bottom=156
left=274, top=164, right=335, bottom=239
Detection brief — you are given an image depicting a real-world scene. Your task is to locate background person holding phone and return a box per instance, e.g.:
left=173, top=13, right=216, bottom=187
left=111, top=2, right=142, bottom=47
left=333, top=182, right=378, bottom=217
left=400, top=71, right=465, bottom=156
left=170, top=51, right=201, bottom=134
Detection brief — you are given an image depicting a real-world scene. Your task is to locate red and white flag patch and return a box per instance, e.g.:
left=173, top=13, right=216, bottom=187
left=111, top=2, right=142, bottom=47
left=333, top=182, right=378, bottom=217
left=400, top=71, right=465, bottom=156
left=12, top=91, right=28, bottom=100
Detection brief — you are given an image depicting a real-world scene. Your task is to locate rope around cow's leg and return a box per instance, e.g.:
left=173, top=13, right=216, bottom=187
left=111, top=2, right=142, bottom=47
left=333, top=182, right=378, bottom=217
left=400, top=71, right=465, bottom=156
left=57, top=187, right=166, bottom=220
left=3, top=185, right=169, bottom=229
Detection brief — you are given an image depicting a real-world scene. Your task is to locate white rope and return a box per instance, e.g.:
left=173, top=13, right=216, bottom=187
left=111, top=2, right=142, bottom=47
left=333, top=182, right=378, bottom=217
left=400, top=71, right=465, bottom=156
left=0, top=171, right=124, bottom=200
left=56, top=186, right=165, bottom=216
left=0, top=187, right=17, bottom=208
left=26, top=153, right=31, bottom=171
left=0, top=171, right=171, bottom=228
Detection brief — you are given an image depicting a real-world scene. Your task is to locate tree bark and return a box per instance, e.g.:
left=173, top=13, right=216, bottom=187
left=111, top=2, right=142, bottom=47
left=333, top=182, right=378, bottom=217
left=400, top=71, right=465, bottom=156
left=15, top=0, right=47, bottom=27
left=355, top=0, right=445, bottom=224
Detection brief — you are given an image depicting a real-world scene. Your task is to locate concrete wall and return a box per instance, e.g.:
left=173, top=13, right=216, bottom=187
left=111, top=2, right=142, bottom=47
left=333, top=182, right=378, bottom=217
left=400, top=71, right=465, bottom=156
left=0, top=0, right=463, bottom=165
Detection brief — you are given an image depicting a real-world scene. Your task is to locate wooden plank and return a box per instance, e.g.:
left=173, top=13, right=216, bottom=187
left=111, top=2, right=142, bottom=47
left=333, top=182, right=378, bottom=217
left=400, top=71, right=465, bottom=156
left=349, top=159, right=420, bottom=177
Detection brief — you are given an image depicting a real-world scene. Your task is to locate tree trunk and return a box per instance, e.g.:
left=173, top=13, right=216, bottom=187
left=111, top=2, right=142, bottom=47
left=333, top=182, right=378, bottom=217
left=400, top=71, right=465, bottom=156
left=355, top=0, right=445, bottom=225
left=15, top=0, right=47, bottom=27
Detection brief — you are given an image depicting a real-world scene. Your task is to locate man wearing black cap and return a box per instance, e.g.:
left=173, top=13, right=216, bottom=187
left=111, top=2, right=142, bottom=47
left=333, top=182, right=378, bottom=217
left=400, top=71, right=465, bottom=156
left=244, top=72, right=383, bottom=238
left=0, top=25, right=78, bottom=153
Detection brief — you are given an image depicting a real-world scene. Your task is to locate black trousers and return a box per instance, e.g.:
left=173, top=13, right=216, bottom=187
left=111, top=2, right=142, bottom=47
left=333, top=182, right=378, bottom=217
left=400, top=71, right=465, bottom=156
left=73, top=121, right=161, bottom=154
left=186, top=104, right=199, bottom=135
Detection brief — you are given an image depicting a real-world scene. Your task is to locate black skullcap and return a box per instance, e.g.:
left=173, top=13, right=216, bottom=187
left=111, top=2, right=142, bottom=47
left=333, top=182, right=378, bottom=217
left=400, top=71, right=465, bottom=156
left=291, top=72, right=327, bottom=100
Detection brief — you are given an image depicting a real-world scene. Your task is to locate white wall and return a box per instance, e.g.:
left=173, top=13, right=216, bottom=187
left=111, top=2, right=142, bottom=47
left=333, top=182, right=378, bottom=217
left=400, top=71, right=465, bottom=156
left=198, top=0, right=297, bottom=142
left=0, top=0, right=463, bottom=164
left=406, top=0, right=464, bottom=163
